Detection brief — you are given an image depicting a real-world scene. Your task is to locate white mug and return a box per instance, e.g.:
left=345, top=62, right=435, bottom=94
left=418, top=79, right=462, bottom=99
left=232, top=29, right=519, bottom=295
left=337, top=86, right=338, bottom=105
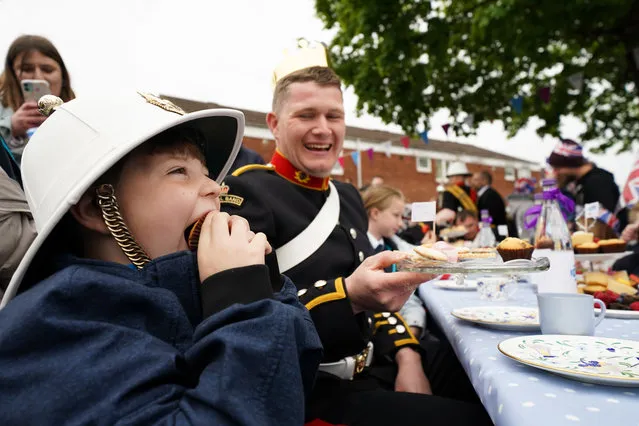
left=537, top=293, right=606, bottom=336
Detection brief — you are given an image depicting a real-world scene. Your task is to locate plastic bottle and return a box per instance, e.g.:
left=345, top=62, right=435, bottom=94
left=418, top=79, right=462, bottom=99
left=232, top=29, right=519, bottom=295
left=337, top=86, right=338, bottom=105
left=474, top=209, right=496, bottom=248
left=532, top=179, right=577, bottom=293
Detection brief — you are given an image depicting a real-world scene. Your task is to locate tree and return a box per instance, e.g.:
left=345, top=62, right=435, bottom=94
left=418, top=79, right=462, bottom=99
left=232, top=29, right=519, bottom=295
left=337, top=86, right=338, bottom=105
left=315, top=0, right=639, bottom=152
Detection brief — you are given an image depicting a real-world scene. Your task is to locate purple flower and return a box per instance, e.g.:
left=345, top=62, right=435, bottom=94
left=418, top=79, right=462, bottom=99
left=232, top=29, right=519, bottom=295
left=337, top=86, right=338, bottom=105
left=607, top=348, right=616, bottom=352
left=578, top=359, right=601, bottom=368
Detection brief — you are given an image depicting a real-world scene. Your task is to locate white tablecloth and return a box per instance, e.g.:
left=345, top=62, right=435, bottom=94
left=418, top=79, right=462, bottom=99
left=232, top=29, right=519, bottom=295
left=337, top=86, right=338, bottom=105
left=418, top=281, right=639, bottom=426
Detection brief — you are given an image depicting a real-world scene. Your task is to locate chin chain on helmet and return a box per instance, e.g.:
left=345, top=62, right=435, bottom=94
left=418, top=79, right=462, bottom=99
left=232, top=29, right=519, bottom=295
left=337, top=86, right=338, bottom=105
left=95, top=184, right=151, bottom=269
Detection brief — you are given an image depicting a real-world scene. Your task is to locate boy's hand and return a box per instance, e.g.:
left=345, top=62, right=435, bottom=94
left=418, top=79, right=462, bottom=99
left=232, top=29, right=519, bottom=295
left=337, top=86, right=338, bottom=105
left=197, top=211, right=272, bottom=282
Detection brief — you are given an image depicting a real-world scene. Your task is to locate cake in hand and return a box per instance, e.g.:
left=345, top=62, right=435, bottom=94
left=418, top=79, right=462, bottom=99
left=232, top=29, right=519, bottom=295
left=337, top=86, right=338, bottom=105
left=571, top=231, right=594, bottom=247
left=496, top=237, right=534, bottom=261
left=574, top=242, right=599, bottom=254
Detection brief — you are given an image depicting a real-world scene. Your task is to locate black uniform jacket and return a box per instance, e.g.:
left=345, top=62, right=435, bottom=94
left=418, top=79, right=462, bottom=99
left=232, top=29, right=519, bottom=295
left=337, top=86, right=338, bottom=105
left=221, top=152, right=419, bottom=363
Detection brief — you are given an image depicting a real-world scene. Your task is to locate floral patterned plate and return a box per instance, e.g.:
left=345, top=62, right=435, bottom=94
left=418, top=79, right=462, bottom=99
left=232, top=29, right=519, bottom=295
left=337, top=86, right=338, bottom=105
left=451, top=306, right=540, bottom=331
left=499, top=335, right=639, bottom=387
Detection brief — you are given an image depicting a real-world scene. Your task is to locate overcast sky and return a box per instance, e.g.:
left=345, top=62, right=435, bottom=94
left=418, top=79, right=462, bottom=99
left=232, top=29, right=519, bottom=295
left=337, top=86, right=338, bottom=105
left=2, top=0, right=636, bottom=185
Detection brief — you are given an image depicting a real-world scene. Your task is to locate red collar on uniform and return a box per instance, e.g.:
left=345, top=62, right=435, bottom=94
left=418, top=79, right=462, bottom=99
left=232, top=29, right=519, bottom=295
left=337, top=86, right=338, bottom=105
left=269, top=150, right=330, bottom=191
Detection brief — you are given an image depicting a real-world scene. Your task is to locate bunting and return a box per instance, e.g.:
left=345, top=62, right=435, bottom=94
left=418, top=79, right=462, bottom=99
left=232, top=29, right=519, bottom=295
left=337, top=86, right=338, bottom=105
left=442, top=124, right=450, bottom=135
left=400, top=136, right=410, bottom=149
left=464, top=114, right=474, bottom=127
left=337, top=156, right=345, bottom=168
left=419, top=130, right=429, bottom=144
left=380, top=140, right=392, bottom=158
left=366, top=148, right=374, bottom=161
left=350, top=151, right=360, bottom=166
left=539, top=87, right=551, bottom=104
left=510, top=96, right=523, bottom=114
left=568, top=72, right=584, bottom=92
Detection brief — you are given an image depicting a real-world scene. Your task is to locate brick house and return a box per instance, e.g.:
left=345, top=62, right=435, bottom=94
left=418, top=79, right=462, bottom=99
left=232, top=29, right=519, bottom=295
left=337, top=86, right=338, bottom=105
left=165, top=96, right=542, bottom=203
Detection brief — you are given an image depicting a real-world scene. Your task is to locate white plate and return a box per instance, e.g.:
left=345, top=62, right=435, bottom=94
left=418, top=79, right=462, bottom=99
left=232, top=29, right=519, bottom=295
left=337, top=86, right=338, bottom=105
left=499, top=335, right=639, bottom=387
left=432, top=279, right=478, bottom=291
left=575, top=251, right=632, bottom=262
left=451, top=306, right=540, bottom=331
left=595, top=308, right=639, bottom=320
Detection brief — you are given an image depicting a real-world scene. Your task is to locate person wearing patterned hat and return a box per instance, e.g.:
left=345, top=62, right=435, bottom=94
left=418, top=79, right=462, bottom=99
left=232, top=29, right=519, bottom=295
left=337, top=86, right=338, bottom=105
left=221, top=43, right=492, bottom=425
left=0, top=93, right=322, bottom=424
left=547, top=138, right=627, bottom=231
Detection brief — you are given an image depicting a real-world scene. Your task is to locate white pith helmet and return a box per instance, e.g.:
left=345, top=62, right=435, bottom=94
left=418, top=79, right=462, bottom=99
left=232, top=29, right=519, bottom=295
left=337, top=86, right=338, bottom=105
left=446, top=161, right=471, bottom=178
left=1, top=92, right=244, bottom=308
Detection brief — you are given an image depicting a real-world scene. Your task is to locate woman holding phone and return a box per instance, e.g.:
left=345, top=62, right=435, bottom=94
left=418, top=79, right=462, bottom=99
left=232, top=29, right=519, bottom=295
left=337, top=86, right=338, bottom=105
left=0, top=35, right=75, bottom=162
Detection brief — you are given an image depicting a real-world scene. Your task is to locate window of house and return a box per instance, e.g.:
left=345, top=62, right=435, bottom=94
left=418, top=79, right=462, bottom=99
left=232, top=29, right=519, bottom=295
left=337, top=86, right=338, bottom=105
left=435, top=159, right=448, bottom=183
left=504, top=167, right=516, bottom=181
left=331, top=161, right=344, bottom=176
left=416, top=156, right=432, bottom=173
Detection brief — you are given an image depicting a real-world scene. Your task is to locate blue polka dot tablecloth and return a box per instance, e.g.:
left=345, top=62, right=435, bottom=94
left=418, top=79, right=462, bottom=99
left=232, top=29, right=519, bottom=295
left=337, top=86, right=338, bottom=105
left=418, top=281, right=639, bottom=426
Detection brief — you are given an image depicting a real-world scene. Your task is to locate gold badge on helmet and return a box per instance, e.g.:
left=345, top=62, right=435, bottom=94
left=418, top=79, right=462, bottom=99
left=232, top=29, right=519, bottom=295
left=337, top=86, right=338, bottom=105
left=137, top=92, right=186, bottom=116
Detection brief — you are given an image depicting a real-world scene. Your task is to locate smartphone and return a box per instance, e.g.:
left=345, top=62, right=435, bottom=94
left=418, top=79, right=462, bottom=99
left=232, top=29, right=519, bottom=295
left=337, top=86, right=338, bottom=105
left=21, top=79, right=51, bottom=103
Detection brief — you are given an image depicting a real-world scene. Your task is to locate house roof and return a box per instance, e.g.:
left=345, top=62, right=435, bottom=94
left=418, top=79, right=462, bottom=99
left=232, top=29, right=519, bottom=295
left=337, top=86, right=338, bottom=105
left=163, top=95, right=539, bottom=167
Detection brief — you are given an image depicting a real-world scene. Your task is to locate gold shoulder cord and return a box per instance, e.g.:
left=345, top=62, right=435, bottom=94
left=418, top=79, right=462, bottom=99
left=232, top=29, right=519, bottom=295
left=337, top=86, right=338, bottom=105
left=95, top=184, right=151, bottom=269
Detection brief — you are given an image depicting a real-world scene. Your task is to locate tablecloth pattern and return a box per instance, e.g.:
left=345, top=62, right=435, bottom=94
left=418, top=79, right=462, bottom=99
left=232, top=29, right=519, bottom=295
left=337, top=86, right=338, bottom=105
left=418, top=281, right=639, bottom=426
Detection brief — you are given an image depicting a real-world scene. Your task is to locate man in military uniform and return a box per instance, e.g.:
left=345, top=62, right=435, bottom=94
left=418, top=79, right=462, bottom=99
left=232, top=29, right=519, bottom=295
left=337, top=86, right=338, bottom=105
left=221, top=65, right=491, bottom=425
left=438, top=161, right=478, bottom=220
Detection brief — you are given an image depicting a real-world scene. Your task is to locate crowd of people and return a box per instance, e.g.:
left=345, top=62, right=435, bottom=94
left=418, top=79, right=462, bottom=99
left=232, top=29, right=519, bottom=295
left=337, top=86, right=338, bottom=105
left=0, top=33, right=637, bottom=425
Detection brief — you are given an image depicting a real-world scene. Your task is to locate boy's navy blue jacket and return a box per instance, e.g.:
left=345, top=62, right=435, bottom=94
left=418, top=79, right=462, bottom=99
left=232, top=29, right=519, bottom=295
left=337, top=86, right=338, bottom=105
left=0, top=251, right=322, bottom=425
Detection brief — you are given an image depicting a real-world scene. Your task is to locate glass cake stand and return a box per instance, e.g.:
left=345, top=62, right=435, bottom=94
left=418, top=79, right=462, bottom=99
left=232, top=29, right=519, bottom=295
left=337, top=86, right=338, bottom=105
left=398, top=257, right=550, bottom=287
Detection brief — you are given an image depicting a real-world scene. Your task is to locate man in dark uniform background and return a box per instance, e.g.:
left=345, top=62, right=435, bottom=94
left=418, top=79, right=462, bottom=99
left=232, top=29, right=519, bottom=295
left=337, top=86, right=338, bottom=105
left=471, top=170, right=507, bottom=240
left=221, top=58, right=491, bottom=425
left=438, top=161, right=477, bottom=219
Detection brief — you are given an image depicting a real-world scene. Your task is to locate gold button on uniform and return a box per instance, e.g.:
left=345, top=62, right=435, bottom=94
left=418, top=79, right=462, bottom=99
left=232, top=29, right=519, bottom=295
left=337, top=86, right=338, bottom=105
left=396, top=325, right=406, bottom=334
left=314, top=280, right=327, bottom=288
left=358, top=251, right=364, bottom=262
left=297, top=289, right=308, bottom=297
left=350, top=228, right=357, bottom=239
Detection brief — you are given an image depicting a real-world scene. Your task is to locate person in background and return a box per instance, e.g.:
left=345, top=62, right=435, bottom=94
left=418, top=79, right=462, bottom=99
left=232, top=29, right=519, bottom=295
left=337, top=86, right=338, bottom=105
left=228, top=145, right=265, bottom=173
left=506, top=177, right=536, bottom=240
left=471, top=170, right=507, bottom=240
left=361, top=184, right=486, bottom=408
left=360, top=174, right=384, bottom=192
left=362, top=185, right=425, bottom=335
left=547, top=138, right=627, bottom=232
left=0, top=166, right=36, bottom=293
left=0, top=35, right=75, bottom=162
left=437, top=161, right=477, bottom=225
left=453, top=209, right=480, bottom=242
